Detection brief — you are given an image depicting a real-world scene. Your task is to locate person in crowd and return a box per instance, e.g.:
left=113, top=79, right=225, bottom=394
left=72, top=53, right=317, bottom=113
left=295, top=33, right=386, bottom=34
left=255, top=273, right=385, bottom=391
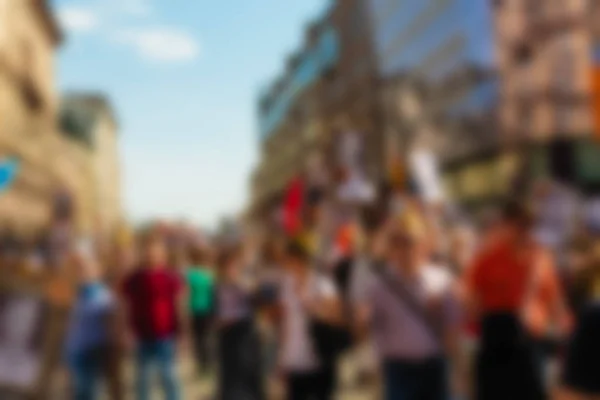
left=560, top=293, right=600, bottom=399
left=64, top=242, right=120, bottom=400
left=105, top=244, right=137, bottom=400
left=325, top=206, right=359, bottom=300
left=447, top=225, right=475, bottom=277
left=565, top=206, right=600, bottom=314
left=256, top=239, right=285, bottom=382
left=465, top=201, right=570, bottom=400
left=121, top=235, right=183, bottom=400
left=354, top=208, right=461, bottom=400
left=278, top=241, right=342, bottom=400
left=560, top=223, right=600, bottom=399
left=185, top=245, right=215, bottom=375
left=215, top=246, right=265, bottom=400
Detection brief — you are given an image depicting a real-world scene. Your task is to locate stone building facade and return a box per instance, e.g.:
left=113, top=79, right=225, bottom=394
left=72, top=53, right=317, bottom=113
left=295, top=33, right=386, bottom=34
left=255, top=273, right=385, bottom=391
left=0, top=1, right=122, bottom=237
left=0, top=0, right=62, bottom=234
left=494, top=0, right=599, bottom=192
left=250, top=0, right=381, bottom=218
left=59, top=94, right=122, bottom=238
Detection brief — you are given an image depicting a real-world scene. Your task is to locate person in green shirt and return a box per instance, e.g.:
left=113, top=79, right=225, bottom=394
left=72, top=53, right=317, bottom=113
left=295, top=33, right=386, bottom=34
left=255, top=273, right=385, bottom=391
left=185, top=246, right=216, bottom=375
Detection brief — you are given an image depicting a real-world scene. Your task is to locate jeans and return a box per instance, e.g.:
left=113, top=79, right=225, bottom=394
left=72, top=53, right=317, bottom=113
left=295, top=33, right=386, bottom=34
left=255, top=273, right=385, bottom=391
left=68, top=347, right=107, bottom=400
left=218, top=320, right=265, bottom=400
left=287, top=366, right=335, bottom=400
left=136, top=338, right=180, bottom=400
left=383, top=357, right=449, bottom=400
left=192, top=314, right=213, bottom=373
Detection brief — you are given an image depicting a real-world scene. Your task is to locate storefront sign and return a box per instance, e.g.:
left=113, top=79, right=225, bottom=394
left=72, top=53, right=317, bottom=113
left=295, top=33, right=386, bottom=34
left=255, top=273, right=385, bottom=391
left=456, top=160, right=500, bottom=201
left=0, top=158, right=18, bottom=193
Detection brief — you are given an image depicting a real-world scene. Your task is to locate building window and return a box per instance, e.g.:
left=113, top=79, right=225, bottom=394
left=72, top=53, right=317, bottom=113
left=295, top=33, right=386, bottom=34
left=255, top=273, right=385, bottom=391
left=543, top=34, right=575, bottom=133
left=20, top=40, right=43, bottom=112
left=514, top=43, right=534, bottom=65
left=525, top=0, right=544, bottom=19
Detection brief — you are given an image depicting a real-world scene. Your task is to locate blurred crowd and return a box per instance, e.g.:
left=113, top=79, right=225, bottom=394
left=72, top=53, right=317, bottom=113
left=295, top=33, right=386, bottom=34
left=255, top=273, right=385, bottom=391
left=3, top=157, right=600, bottom=400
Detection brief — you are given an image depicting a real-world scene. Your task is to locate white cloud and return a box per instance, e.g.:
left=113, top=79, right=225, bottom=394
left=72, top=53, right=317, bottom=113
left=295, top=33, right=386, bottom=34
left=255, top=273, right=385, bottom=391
left=121, top=0, right=153, bottom=16
left=58, top=7, right=99, bottom=33
left=115, top=28, right=200, bottom=63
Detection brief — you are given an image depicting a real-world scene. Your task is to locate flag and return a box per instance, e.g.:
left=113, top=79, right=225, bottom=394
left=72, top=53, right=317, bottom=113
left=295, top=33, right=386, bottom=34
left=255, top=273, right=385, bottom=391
left=282, top=176, right=304, bottom=236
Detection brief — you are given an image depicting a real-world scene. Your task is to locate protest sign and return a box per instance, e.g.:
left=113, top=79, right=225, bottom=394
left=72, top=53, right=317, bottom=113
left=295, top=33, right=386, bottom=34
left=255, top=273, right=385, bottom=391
left=0, top=293, right=48, bottom=391
left=0, top=279, right=70, bottom=399
left=409, top=148, right=445, bottom=204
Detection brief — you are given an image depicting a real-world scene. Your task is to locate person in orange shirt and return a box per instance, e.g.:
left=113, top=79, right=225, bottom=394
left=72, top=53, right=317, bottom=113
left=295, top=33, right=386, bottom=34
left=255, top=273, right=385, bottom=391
left=466, top=201, right=570, bottom=400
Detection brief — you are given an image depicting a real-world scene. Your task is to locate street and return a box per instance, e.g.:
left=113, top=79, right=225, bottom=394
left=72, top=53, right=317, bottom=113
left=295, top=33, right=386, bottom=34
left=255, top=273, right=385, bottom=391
left=49, top=353, right=378, bottom=399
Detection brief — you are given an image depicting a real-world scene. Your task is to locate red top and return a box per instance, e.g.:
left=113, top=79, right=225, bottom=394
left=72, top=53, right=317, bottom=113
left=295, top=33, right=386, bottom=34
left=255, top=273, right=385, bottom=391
left=122, top=267, right=183, bottom=341
left=466, top=239, right=567, bottom=337
left=467, top=241, right=531, bottom=312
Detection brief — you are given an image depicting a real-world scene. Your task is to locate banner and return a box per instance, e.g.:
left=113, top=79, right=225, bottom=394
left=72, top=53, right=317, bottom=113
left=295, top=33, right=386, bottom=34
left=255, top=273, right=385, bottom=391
left=592, top=5, right=600, bottom=141
left=593, top=46, right=600, bottom=141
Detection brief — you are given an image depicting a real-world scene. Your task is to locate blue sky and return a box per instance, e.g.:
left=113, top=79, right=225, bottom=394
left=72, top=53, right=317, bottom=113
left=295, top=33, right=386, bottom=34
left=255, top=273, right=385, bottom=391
left=52, top=0, right=325, bottom=228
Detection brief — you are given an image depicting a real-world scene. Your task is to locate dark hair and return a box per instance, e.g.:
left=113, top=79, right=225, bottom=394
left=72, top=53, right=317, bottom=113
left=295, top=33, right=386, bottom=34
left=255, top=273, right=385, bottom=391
left=285, top=240, right=310, bottom=263
left=188, top=246, right=207, bottom=265
left=138, top=231, right=166, bottom=249
left=360, top=205, right=387, bottom=235
left=261, top=239, right=284, bottom=264
left=216, top=245, right=241, bottom=273
left=501, top=200, right=534, bottom=228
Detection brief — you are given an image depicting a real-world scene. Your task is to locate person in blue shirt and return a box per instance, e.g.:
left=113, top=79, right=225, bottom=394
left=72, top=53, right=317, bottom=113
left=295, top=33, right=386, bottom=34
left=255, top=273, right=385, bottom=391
left=64, top=243, right=119, bottom=400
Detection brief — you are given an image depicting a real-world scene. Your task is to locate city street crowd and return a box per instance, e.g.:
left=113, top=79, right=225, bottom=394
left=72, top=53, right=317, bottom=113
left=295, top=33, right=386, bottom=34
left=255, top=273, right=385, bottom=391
left=4, top=154, right=600, bottom=400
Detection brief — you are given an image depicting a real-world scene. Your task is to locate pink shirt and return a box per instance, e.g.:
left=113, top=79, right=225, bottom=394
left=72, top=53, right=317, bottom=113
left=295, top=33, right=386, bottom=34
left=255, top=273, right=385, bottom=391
left=353, top=261, right=460, bottom=361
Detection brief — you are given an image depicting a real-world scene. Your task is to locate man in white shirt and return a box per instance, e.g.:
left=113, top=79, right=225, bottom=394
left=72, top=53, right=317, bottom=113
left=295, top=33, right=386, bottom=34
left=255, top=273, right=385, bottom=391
left=279, top=241, right=342, bottom=400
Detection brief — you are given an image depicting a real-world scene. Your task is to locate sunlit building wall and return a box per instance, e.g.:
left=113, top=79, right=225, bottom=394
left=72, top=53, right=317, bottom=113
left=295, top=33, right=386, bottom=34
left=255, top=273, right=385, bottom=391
left=60, top=94, right=122, bottom=238
left=494, top=0, right=599, bottom=193
left=0, top=0, right=62, bottom=234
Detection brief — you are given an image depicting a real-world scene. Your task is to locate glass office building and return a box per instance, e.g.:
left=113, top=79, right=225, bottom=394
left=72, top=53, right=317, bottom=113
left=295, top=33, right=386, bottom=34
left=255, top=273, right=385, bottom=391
left=258, top=24, right=339, bottom=143
left=368, top=0, right=497, bottom=112
left=369, top=0, right=494, bottom=79
left=368, top=0, right=502, bottom=204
